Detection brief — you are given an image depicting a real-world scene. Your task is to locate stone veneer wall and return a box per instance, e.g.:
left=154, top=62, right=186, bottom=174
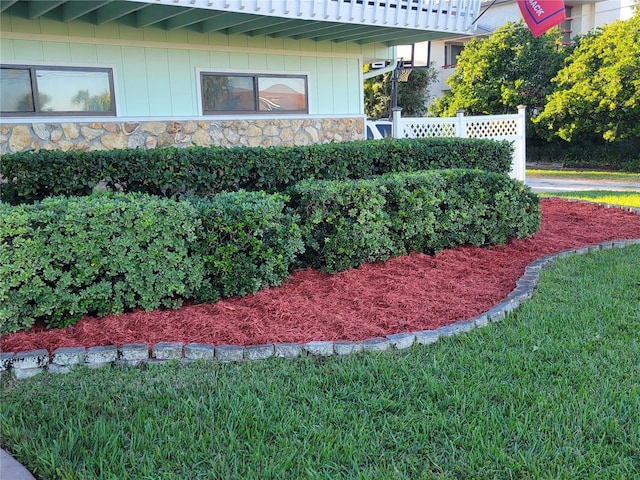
left=0, top=117, right=365, bottom=154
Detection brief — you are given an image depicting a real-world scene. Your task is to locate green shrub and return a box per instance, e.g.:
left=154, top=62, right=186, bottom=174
left=0, top=193, right=205, bottom=334
left=290, top=170, right=540, bottom=273
left=527, top=138, right=640, bottom=172
left=429, top=170, right=540, bottom=249
left=0, top=191, right=306, bottom=335
left=289, top=179, right=401, bottom=272
left=189, top=191, right=304, bottom=302
left=1, top=138, right=513, bottom=204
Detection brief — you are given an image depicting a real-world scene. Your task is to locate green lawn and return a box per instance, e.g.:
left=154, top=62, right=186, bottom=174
left=2, top=242, right=639, bottom=479
left=527, top=168, right=640, bottom=182
left=539, top=190, right=640, bottom=208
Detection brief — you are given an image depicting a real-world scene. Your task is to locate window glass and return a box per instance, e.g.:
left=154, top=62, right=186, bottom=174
left=0, top=68, right=34, bottom=112
left=1, top=66, right=115, bottom=116
left=258, top=76, right=307, bottom=112
left=202, top=75, right=256, bottom=112
left=202, top=73, right=308, bottom=114
left=448, top=44, right=464, bottom=65
left=35, top=69, right=113, bottom=112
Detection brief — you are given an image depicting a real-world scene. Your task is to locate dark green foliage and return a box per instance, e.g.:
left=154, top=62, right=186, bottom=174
left=430, top=170, right=540, bottom=248
left=429, top=22, right=569, bottom=132
left=527, top=138, right=640, bottom=172
left=188, top=191, right=304, bottom=302
left=535, top=12, right=640, bottom=143
left=289, top=179, right=401, bottom=272
left=0, top=139, right=537, bottom=334
left=0, top=191, right=304, bottom=334
left=364, top=67, right=438, bottom=119
left=0, top=138, right=513, bottom=205
left=290, top=169, right=540, bottom=273
left=0, top=193, right=205, bottom=334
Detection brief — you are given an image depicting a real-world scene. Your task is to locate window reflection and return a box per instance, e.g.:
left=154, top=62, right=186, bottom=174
left=36, top=70, right=113, bottom=112
left=0, top=69, right=34, bottom=112
left=202, top=75, right=255, bottom=112
left=258, top=77, right=307, bottom=112
left=202, top=73, right=308, bottom=114
left=0, top=66, right=115, bottom=116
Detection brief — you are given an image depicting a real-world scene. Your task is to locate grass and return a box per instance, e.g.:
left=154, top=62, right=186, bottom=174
left=539, top=190, right=640, bottom=208
left=2, top=243, right=640, bottom=479
left=527, top=168, right=640, bottom=182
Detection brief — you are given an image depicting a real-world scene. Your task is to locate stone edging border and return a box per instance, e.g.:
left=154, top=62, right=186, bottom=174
left=2, top=201, right=640, bottom=380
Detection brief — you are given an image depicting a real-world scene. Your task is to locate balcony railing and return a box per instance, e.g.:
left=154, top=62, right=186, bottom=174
left=138, top=0, right=483, bottom=36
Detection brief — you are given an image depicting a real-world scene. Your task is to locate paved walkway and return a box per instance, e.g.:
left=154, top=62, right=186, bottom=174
left=526, top=176, right=640, bottom=193
left=1, top=449, right=36, bottom=480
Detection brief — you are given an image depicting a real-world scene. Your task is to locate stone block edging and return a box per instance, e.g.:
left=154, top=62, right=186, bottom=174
left=2, top=236, right=638, bottom=379
left=1, top=199, right=639, bottom=379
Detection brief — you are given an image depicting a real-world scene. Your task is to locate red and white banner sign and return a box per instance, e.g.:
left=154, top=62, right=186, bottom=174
left=517, top=0, right=566, bottom=38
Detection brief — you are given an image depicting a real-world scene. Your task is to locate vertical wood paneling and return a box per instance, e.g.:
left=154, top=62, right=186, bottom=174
left=0, top=38, right=15, bottom=61
left=266, top=54, right=284, bottom=70
left=249, top=53, right=268, bottom=70
left=283, top=55, right=302, bottom=72
left=11, top=40, right=44, bottom=61
left=209, top=51, right=231, bottom=68
left=316, top=57, right=334, bottom=114
left=120, top=47, right=150, bottom=115
left=300, top=56, right=318, bottom=113
left=144, top=48, right=171, bottom=116
left=42, top=42, right=72, bottom=62
left=167, top=49, right=195, bottom=115
left=1, top=12, right=381, bottom=118
left=38, top=16, right=69, bottom=36
left=331, top=57, right=349, bottom=114
left=69, top=43, right=99, bottom=64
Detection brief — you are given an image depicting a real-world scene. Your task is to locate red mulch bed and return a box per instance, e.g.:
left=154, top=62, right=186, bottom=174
left=2, top=198, right=640, bottom=355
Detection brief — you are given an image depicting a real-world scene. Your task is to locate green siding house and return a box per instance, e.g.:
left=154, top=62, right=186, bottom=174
left=0, top=0, right=481, bottom=153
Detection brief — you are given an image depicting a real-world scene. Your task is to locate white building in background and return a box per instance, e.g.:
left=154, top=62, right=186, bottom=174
left=396, top=0, right=637, bottom=105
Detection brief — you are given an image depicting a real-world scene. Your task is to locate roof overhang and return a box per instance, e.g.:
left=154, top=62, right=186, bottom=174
left=0, top=0, right=483, bottom=46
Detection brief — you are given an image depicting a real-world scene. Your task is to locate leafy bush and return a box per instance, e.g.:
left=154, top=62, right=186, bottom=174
left=290, top=169, right=540, bottom=273
left=288, top=179, right=401, bottom=272
left=429, top=170, right=540, bottom=249
left=188, top=191, right=304, bottom=302
left=0, top=138, right=513, bottom=204
left=0, top=193, right=205, bottom=334
left=527, top=138, right=640, bottom=172
left=0, top=191, right=306, bottom=335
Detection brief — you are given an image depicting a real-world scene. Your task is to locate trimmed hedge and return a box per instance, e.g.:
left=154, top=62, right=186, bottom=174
left=189, top=191, right=304, bottom=303
left=527, top=139, right=640, bottom=172
left=0, top=138, right=513, bottom=204
left=289, top=169, right=540, bottom=273
left=0, top=193, right=203, bottom=334
left=0, top=191, right=303, bottom=335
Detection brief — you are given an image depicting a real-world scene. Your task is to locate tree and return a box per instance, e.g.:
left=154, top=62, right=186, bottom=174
left=71, top=89, right=111, bottom=111
left=364, top=66, right=437, bottom=119
left=429, top=22, right=570, bottom=123
left=534, top=12, right=640, bottom=143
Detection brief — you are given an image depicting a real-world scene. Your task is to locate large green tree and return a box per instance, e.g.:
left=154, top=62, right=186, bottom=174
left=534, top=12, right=640, bottom=143
left=364, top=66, right=437, bottom=119
left=429, top=22, right=569, bottom=121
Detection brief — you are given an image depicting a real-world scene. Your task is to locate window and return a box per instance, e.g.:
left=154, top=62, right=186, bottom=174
left=0, top=65, right=115, bottom=116
left=201, top=73, right=308, bottom=114
left=444, top=43, right=465, bottom=69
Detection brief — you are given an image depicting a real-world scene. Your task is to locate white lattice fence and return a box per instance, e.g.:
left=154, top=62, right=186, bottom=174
left=403, top=121, right=457, bottom=138
left=392, top=107, right=526, bottom=181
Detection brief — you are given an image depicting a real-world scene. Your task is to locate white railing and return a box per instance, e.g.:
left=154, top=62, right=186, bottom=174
left=392, top=106, right=527, bottom=181
left=140, top=0, right=482, bottom=34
